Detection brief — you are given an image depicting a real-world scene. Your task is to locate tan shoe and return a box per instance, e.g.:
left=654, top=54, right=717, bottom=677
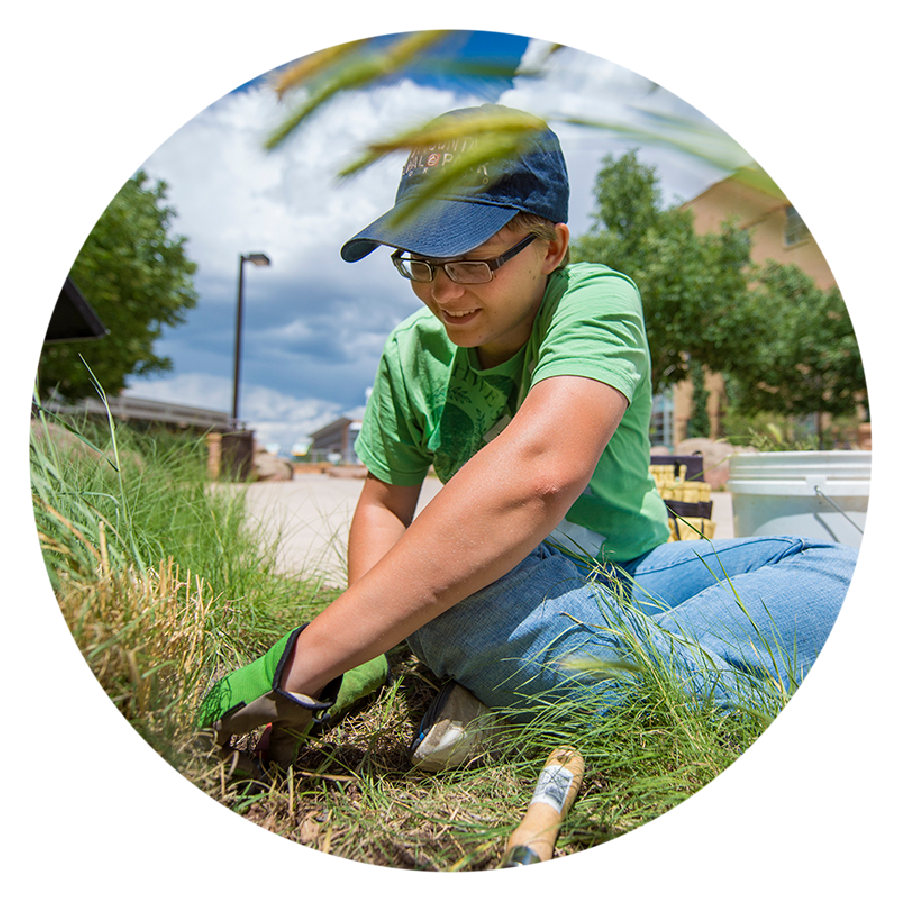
left=409, top=682, right=500, bottom=772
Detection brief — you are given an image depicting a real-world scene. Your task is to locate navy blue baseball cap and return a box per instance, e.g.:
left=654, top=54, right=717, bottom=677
left=340, top=104, right=569, bottom=262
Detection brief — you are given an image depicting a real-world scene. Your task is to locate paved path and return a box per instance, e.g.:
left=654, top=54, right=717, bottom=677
left=238, top=472, right=734, bottom=585
left=238, top=474, right=442, bottom=585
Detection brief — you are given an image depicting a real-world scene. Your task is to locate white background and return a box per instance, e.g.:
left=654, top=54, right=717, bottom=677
left=4, top=2, right=896, bottom=896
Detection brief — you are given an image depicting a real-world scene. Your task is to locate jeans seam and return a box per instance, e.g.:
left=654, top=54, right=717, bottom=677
left=625, top=536, right=804, bottom=578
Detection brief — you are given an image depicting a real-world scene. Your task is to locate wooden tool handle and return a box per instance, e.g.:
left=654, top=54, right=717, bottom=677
left=502, top=746, right=585, bottom=866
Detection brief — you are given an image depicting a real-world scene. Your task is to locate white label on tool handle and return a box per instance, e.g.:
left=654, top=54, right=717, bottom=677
left=530, top=764, right=574, bottom=814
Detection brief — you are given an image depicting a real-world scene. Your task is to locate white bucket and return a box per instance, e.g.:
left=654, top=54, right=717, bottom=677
left=728, top=450, right=870, bottom=547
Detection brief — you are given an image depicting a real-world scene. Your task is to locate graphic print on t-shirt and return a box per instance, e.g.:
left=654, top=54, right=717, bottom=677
left=428, top=360, right=521, bottom=483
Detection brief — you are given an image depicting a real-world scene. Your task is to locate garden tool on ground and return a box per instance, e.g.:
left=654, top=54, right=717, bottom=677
left=500, top=746, right=585, bottom=867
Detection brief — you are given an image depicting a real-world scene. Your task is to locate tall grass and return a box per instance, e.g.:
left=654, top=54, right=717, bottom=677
left=30, top=398, right=336, bottom=768
left=221, top=605, right=781, bottom=869
left=30, top=396, right=787, bottom=870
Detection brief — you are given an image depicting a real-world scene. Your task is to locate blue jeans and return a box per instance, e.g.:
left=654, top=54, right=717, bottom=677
left=405, top=537, right=857, bottom=721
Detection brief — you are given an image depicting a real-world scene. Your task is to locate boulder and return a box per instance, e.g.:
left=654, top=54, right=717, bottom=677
left=673, top=438, right=758, bottom=490
left=30, top=417, right=144, bottom=470
left=253, top=449, right=294, bottom=482
left=31, top=418, right=98, bottom=459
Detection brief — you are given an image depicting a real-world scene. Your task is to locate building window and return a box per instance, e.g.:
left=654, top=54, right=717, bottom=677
left=649, top=387, right=675, bottom=451
left=784, top=205, right=810, bottom=246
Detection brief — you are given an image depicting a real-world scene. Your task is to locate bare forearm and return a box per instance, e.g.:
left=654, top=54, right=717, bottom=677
left=281, top=377, right=626, bottom=696
left=285, top=460, right=565, bottom=693
left=346, top=475, right=421, bottom=585
left=346, top=501, right=408, bottom=585
left=285, top=437, right=586, bottom=693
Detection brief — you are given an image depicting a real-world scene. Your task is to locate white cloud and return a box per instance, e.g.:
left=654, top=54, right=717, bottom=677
left=124, top=372, right=232, bottom=410
left=132, top=70, right=502, bottom=418
left=124, top=373, right=343, bottom=453
left=503, top=39, right=752, bottom=229
left=130, top=38, right=751, bottom=429
left=241, top=383, right=344, bottom=452
left=142, top=78, right=485, bottom=287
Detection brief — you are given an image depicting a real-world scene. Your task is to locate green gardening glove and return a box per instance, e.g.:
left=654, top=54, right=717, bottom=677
left=196, top=625, right=390, bottom=770
left=263, top=647, right=392, bottom=769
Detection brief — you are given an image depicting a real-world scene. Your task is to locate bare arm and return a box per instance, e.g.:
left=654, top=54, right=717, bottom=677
left=283, top=374, right=627, bottom=695
left=346, top=474, right=422, bottom=585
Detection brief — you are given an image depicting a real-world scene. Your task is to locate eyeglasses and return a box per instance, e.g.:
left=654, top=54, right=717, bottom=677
left=391, top=233, right=538, bottom=284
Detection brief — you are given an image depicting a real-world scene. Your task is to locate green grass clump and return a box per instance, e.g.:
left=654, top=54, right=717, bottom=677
left=30, top=389, right=790, bottom=871
left=212, top=628, right=777, bottom=870
left=208, top=558, right=792, bottom=870
left=30, top=397, right=336, bottom=768
left=208, top=566, right=788, bottom=869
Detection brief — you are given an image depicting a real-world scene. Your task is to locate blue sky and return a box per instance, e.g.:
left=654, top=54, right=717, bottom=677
left=119, top=31, right=750, bottom=454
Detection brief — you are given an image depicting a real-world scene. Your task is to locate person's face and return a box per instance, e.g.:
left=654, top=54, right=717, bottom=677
left=408, top=223, right=569, bottom=368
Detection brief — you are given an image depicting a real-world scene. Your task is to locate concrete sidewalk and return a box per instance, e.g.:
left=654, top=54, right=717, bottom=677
left=238, top=474, right=443, bottom=584
left=238, top=473, right=734, bottom=584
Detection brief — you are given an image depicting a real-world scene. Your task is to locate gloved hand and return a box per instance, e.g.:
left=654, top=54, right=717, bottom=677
left=196, top=625, right=390, bottom=771
left=262, top=653, right=394, bottom=768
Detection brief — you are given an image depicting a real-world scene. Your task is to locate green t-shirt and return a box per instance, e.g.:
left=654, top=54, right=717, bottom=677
left=355, top=262, right=670, bottom=562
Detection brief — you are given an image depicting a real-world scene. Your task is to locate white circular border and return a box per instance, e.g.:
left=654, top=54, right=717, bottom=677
left=5, top=3, right=894, bottom=895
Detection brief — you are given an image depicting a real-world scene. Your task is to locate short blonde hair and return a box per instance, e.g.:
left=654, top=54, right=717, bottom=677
left=509, top=212, right=570, bottom=270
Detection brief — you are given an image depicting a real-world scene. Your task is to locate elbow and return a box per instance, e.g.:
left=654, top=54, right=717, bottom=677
left=527, top=457, right=595, bottom=517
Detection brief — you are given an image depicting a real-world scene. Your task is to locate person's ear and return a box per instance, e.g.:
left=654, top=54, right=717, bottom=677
left=541, top=223, right=569, bottom=273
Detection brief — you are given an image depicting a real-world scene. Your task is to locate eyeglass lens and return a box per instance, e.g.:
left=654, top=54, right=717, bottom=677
left=407, top=260, right=491, bottom=284
left=395, top=233, right=538, bottom=284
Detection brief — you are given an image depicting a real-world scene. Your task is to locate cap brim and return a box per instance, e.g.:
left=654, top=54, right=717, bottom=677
left=340, top=199, right=520, bottom=262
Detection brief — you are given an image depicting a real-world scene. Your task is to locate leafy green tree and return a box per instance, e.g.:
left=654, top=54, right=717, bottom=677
left=726, top=262, right=866, bottom=420
left=686, top=357, right=711, bottom=438
left=571, top=151, right=866, bottom=430
left=39, top=171, right=198, bottom=400
left=586, top=148, right=662, bottom=257
left=571, top=151, right=756, bottom=391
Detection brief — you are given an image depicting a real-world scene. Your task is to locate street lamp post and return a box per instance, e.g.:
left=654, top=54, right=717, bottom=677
left=231, top=252, right=271, bottom=425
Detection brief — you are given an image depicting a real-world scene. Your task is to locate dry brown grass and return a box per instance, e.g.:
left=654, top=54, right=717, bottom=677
left=54, top=551, right=221, bottom=755
left=50, top=549, right=758, bottom=873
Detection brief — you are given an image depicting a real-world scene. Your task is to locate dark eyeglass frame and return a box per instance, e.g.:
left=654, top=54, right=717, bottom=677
left=391, top=233, right=539, bottom=284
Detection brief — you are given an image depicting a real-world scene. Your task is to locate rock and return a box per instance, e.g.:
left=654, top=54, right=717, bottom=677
left=673, top=438, right=758, bottom=490
left=30, top=417, right=144, bottom=470
left=31, top=418, right=98, bottom=459
left=253, top=449, right=294, bottom=482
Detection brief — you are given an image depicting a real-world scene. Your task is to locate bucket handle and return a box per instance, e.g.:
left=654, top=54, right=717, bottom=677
left=813, top=485, right=865, bottom=537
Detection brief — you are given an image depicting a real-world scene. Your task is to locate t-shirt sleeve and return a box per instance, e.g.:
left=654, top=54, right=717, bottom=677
left=354, top=338, right=433, bottom=486
left=529, top=267, right=648, bottom=403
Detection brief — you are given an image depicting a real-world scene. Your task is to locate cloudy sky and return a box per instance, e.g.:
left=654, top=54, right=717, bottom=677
left=123, top=31, right=750, bottom=454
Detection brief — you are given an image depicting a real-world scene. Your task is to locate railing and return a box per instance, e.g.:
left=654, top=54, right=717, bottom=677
left=42, top=395, right=234, bottom=431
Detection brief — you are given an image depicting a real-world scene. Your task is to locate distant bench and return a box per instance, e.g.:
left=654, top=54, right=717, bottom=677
left=649, top=455, right=715, bottom=541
